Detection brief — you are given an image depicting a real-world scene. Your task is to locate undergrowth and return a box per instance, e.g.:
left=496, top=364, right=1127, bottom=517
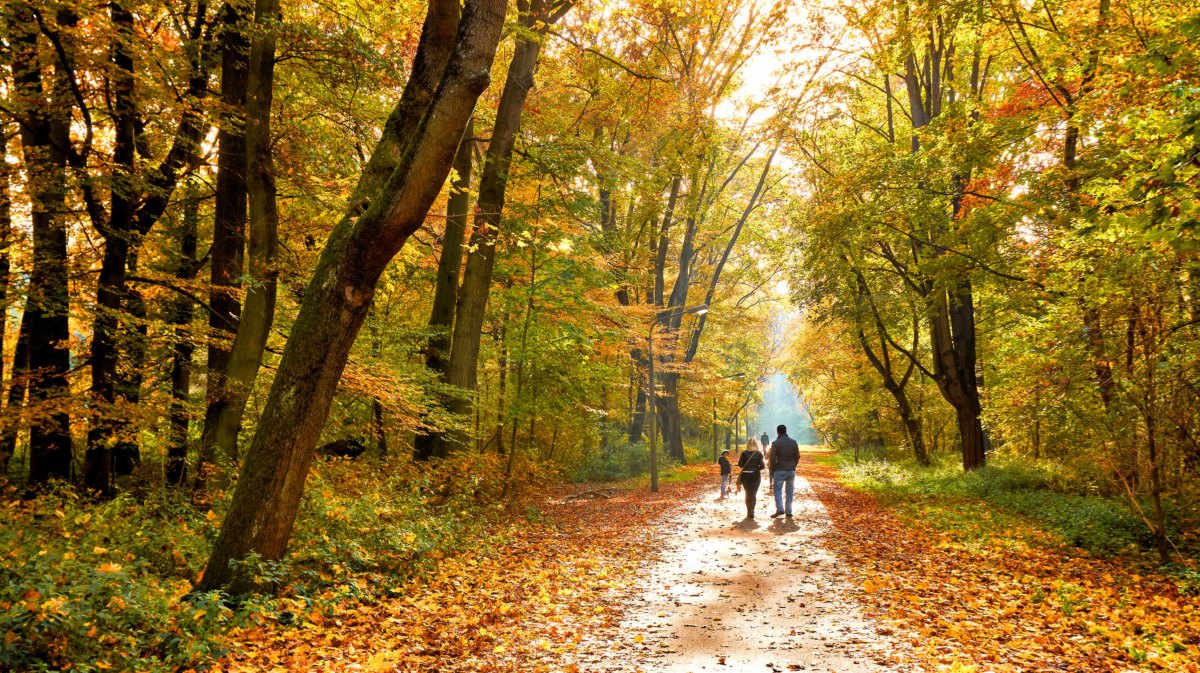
left=0, top=452, right=539, bottom=672
left=834, top=452, right=1183, bottom=559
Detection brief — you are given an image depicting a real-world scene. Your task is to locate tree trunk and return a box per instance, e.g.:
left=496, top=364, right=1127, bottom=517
left=167, top=183, right=202, bottom=486
left=10, top=1, right=74, bottom=484
left=426, top=119, right=473, bottom=374
left=438, top=0, right=572, bottom=456
left=493, top=321, right=507, bottom=455
left=200, top=0, right=251, bottom=475
left=930, top=280, right=986, bottom=470
left=206, top=0, right=281, bottom=462
left=0, top=123, right=11, bottom=473
left=628, top=380, right=647, bottom=444
left=413, top=121, right=474, bottom=460
left=657, top=150, right=775, bottom=462
left=196, top=0, right=505, bottom=593
left=658, top=373, right=685, bottom=462
left=84, top=1, right=139, bottom=494
left=0, top=308, right=30, bottom=474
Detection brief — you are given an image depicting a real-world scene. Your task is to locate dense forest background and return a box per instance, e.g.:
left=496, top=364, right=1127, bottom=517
left=1, top=0, right=1199, bottom=669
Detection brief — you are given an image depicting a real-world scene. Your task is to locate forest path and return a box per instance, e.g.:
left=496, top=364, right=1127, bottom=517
left=572, top=461, right=909, bottom=673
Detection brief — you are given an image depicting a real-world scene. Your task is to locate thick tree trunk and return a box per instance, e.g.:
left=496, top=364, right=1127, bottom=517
left=628, top=380, right=647, bottom=444
left=85, top=1, right=139, bottom=494
left=658, top=373, right=686, bottom=462
left=206, top=0, right=281, bottom=461
left=413, top=121, right=474, bottom=460
left=10, top=1, right=73, bottom=484
left=196, top=0, right=505, bottom=593
left=167, top=184, right=202, bottom=486
left=930, top=280, right=985, bottom=470
left=898, top=37, right=985, bottom=471
left=200, top=0, right=251, bottom=474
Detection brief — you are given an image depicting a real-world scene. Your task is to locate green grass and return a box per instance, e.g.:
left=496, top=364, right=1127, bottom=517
left=834, top=453, right=1165, bottom=557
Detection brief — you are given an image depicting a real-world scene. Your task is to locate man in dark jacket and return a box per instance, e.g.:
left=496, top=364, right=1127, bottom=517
left=718, top=450, right=732, bottom=499
left=768, top=425, right=801, bottom=518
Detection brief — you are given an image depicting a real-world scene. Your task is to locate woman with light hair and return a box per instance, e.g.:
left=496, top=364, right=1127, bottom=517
left=736, top=437, right=767, bottom=519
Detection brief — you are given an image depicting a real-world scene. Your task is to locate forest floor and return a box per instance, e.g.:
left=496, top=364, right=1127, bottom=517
left=213, top=450, right=1199, bottom=673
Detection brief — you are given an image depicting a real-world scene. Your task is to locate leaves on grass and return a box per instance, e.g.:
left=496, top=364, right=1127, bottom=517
left=214, top=476, right=699, bottom=672
left=805, top=458, right=1200, bottom=672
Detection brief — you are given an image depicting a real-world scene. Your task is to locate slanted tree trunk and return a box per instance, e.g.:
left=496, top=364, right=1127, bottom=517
left=10, top=1, right=73, bottom=484
left=205, top=0, right=281, bottom=461
left=200, top=0, right=251, bottom=476
left=657, top=149, right=775, bottom=463
left=196, top=0, right=505, bottom=593
left=851, top=270, right=929, bottom=465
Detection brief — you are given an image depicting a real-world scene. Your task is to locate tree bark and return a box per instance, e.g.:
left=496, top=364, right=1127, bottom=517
left=200, top=0, right=251, bottom=474
left=899, top=32, right=985, bottom=470
left=628, top=380, right=647, bottom=444
left=438, top=0, right=573, bottom=456
left=82, top=0, right=211, bottom=492
left=413, top=120, right=474, bottom=460
left=84, top=1, right=138, bottom=494
left=10, top=1, right=74, bottom=484
left=0, top=124, right=11, bottom=473
left=426, top=119, right=474, bottom=374
left=196, top=0, right=505, bottom=593
left=0, top=311, right=31, bottom=473
left=206, top=0, right=281, bottom=462
left=167, top=182, right=202, bottom=486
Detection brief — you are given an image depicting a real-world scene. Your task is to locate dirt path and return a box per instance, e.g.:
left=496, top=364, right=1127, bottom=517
left=573, top=467, right=913, bottom=673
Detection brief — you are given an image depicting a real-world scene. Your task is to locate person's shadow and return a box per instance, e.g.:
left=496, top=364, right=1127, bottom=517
left=736, top=517, right=762, bottom=530
left=768, top=517, right=800, bottom=534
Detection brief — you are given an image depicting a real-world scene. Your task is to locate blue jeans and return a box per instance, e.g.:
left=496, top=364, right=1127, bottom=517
left=720, top=473, right=731, bottom=496
left=773, top=469, right=795, bottom=515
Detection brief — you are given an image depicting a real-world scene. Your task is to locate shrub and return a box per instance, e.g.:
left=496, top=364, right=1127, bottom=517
left=571, top=441, right=650, bottom=482
left=834, top=452, right=1158, bottom=557
left=0, top=452, right=536, bottom=671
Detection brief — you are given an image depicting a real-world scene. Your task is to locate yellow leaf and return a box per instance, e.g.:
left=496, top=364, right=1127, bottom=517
left=366, top=650, right=401, bottom=672
left=633, top=634, right=644, bottom=643
left=97, top=563, right=123, bottom=573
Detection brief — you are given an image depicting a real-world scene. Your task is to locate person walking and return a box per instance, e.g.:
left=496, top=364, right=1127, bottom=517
left=737, top=437, right=766, bottom=519
left=718, top=450, right=732, bottom=499
left=768, top=424, right=801, bottom=519
left=762, top=432, right=775, bottom=494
